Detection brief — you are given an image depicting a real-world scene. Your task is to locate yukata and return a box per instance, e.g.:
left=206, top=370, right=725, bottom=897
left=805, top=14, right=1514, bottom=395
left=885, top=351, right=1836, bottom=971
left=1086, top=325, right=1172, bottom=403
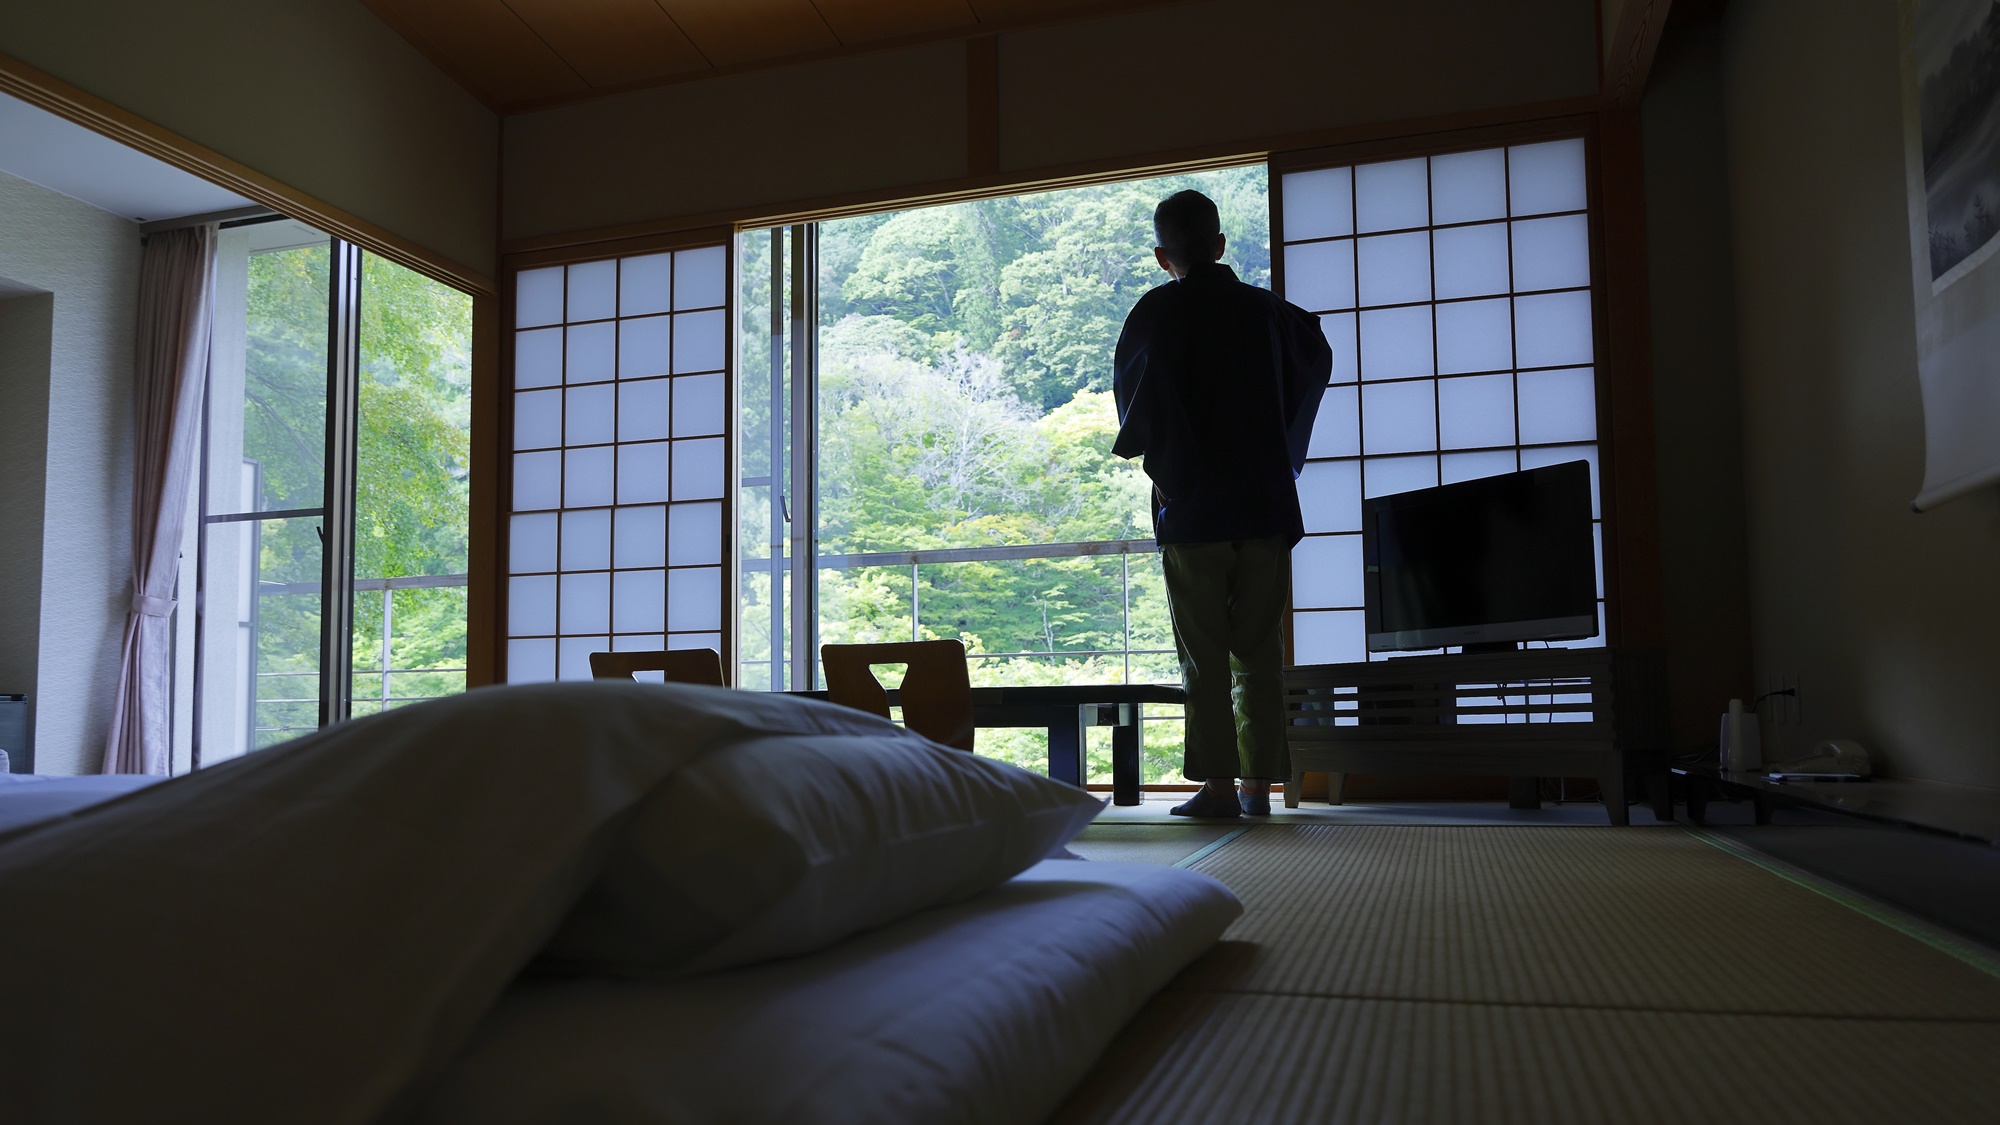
left=1111, top=262, right=1332, bottom=781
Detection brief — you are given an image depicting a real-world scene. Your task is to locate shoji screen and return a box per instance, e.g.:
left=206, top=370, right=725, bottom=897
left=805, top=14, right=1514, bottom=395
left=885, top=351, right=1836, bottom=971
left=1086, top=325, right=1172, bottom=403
left=1279, top=139, right=1605, bottom=664
left=506, top=246, right=730, bottom=682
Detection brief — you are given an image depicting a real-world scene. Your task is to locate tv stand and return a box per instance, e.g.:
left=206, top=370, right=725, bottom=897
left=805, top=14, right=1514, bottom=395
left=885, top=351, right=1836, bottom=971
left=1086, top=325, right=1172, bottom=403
left=1282, top=647, right=1667, bottom=825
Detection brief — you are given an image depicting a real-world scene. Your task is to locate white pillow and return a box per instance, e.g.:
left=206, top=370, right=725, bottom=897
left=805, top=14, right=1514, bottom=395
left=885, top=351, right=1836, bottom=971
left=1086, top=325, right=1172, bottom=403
left=541, top=730, right=1104, bottom=975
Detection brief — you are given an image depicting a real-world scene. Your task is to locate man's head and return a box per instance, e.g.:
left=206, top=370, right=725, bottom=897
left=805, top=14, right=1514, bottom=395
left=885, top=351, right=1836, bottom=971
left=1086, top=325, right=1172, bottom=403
left=1153, top=190, right=1226, bottom=277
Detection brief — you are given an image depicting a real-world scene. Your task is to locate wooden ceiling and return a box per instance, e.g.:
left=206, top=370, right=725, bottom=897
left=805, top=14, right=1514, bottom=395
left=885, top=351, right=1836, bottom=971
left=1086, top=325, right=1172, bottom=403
left=361, top=0, right=1183, bottom=114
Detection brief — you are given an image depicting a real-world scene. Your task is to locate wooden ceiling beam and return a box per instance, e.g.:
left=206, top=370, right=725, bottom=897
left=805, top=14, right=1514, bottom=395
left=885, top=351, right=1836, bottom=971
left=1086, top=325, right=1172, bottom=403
left=1602, top=0, right=1674, bottom=108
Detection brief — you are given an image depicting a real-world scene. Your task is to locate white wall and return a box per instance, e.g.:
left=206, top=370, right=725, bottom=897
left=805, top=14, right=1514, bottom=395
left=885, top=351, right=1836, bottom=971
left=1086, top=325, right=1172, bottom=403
left=1722, top=0, right=2000, bottom=784
left=0, top=169, right=140, bottom=774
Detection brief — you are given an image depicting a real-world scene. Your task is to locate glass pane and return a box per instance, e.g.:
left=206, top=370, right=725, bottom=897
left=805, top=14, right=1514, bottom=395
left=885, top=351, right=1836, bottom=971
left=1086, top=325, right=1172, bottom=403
left=1298, top=459, right=1362, bottom=533
left=512, top=451, right=562, bottom=511
left=613, top=569, right=666, bottom=633
left=513, top=389, right=562, bottom=450
left=560, top=571, right=610, bottom=634
left=566, top=259, right=617, bottom=322
left=672, top=373, right=726, bottom=437
left=1358, top=305, right=1433, bottom=380
left=1429, top=148, right=1507, bottom=225
left=1437, top=373, right=1516, bottom=449
left=617, top=378, right=672, bottom=443
left=1292, top=534, right=1364, bottom=609
left=565, top=322, right=616, bottom=384
left=564, top=383, right=616, bottom=446
left=1511, top=215, right=1591, bottom=292
left=669, top=567, right=723, bottom=632
left=618, top=316, right=671, bottom=379
left=614, top=505, right=667, bottom=569
left=1361, top=380, right=1437, bottom=455
left=1355, top=157, right=1429, bottom=233
left=675, top=245, right=728, bottom=309
left=355, top=251, right=473, bottom=709
left=1434, top=297, right=1513, bottom=375
left=509, top=574, right=557, bottom=636
left=1282, top=238, right=1354, bottom=312
left=515, top=327, right=563, bottom=388
left=1441, top=448, right=1518, bottom=484
left=616, top=442, right=672, bottom=504
left=1519, top=444, right=1601, bottom=517
left=1282, top=167, right=1352, bottom=241
left=560, top=508, right=611, bottom=571
left=508, top=637, right=555, bottom=682
left=1432, top=222, right=1510, bottom=299
left=1320, top=312, right=1359, bottom=383
left=209, top=225, right=330, bottom=515
left=563, top=446, right=616, bottom=508
left=1517, top=367, right=1597, bottom=445
left=1362, top=454, right=1438, bottom=498
left=673, top=308, right=727, bottom=373
left=199, top=517, right=322, bottom=760
left=1514, top=291, right=1594, bottom=368
left=669, top=501, right=724, bottom=566
left=671, top=437, right=726, bottom=500
left=1308, top=385, right=1360, bottom=458
left=558, top=636, right=606, bottom=681
left=510, top=512, right=558, bottom=573
left=515, top=266, right=564, bottom=328
left=1509, top=139, right=1588, bottom=216
left=620, top=252, right=673, bottom=317
left=1356, top=231, right=1430, bottom=307
left=1294, top=609, right=1365, bottom=665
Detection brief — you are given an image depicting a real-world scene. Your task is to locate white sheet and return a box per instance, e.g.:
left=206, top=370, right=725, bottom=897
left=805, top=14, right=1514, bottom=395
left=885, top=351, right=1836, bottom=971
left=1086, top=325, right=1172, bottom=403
left=0, top=682, right=932, bottom=1124
left=415, top=860, right=1241, bottom=1125
left=0, top=774, right=161, bottom=834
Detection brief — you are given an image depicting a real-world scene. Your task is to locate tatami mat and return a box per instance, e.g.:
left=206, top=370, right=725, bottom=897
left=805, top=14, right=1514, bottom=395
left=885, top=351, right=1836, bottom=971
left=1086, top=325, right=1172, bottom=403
left=1174, top=824, right=2000, bottom=1019
left=1067, top=823, right=1241, bottom=866
left=1053, top=989, right=2000, bottom=1125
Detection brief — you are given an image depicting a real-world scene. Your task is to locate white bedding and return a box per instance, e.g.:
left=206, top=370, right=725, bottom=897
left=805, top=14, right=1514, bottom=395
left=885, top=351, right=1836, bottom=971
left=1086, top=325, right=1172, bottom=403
left=0, top=774, right=161, bottom=834
left=416, top=859, right=1240, bottom=1125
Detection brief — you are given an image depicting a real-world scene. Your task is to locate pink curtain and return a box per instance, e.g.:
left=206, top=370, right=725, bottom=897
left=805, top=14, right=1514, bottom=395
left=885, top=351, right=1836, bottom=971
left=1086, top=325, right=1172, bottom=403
left=102, top=225, right=216, bottom=775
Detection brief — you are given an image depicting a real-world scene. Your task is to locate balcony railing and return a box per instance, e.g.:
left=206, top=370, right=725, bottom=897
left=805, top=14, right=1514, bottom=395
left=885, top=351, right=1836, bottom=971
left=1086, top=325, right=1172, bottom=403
left=252, top=573, right=468, bottom=736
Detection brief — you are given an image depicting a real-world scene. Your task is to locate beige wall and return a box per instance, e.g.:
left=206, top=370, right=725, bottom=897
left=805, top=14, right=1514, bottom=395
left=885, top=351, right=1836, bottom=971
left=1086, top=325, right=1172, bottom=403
left=0, top=0, right=498, bottom=279
left=0, top=170, right=141, bottom=775
left=1640, top=19, right=1755, bottom=755
left=1722, top=0, right=2000, bottom=784
left=502, top=0, right=1600, bottom=241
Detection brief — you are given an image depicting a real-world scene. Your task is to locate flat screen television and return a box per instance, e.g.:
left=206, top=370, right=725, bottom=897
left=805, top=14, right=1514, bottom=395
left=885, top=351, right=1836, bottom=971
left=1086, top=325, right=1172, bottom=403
left=1362, top=461, right=1598, bottom=653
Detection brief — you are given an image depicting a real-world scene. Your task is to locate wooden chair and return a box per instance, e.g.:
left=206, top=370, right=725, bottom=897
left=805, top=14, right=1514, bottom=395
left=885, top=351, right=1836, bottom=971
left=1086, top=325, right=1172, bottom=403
left=820, top=640, right=975, bottom=751
left=588, top=648, right=726, bottom=687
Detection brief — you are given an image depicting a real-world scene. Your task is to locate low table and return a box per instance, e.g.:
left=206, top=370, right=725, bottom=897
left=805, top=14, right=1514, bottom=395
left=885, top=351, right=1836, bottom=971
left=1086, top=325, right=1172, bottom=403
left=1673, top=765, right=2000, bottom=842
left=794, top=684, right=1186, bottom=806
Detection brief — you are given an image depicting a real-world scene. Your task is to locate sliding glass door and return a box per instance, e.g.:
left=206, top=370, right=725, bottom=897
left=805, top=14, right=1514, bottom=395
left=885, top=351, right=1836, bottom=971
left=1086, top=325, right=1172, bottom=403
left=174, top=219, right=472, bottom=769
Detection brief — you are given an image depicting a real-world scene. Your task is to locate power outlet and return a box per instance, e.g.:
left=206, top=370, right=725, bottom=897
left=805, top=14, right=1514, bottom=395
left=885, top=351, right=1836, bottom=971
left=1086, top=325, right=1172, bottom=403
left=1779, top=673, right=1800, bottom=726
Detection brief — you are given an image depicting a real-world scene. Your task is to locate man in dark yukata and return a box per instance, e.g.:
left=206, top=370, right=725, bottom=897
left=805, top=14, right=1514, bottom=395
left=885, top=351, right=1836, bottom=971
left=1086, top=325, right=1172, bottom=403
left=1111, top=189, right=1332, bottom=818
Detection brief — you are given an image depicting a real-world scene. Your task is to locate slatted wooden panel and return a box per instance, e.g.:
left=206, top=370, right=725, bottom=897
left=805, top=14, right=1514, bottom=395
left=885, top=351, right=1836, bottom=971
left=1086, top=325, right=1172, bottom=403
left=1284, top=649, right=1616, bottom=746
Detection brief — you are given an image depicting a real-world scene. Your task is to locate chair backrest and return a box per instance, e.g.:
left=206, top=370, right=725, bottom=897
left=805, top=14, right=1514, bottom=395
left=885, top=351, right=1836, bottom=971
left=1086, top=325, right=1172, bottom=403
left=820, top=640, right=974, bottom=751
left=588, top=648, right=726, bottom=687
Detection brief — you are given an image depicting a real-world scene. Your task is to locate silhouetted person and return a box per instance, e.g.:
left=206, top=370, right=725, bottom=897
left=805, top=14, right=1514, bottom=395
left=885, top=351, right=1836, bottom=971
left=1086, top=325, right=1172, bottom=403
left=1112, top=190, right=1331, bottom=818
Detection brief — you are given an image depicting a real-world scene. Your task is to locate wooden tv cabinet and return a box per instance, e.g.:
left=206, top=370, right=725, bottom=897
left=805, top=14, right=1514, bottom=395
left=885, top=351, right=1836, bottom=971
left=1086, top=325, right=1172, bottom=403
left=1282, top=648, right=1667, bottom=826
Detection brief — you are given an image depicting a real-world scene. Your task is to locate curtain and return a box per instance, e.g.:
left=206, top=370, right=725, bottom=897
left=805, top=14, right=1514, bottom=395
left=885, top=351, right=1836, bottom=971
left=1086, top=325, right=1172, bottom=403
left=102, top=225, right=216, bottom=775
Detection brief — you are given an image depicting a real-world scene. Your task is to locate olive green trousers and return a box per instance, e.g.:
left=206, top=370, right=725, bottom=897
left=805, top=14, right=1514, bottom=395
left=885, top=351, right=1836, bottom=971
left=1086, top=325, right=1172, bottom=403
left=1160, top=537, right=1290, bottom=782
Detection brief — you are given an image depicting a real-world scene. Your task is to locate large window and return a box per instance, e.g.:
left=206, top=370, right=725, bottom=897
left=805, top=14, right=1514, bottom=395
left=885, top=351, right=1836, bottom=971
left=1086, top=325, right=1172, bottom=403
left=503, top=247, right=731, bottom=683
left=1276, top=138, right=1606, bottom=665
left=738, top=168, right=1269, bottom=781
left=174, top=219, right=473, bottom=768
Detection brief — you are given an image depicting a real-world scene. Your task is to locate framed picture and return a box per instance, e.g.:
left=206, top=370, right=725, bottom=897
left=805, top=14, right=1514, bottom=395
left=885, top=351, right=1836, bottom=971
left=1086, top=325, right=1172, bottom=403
left=1901, top=0, right=2000, bottom=508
